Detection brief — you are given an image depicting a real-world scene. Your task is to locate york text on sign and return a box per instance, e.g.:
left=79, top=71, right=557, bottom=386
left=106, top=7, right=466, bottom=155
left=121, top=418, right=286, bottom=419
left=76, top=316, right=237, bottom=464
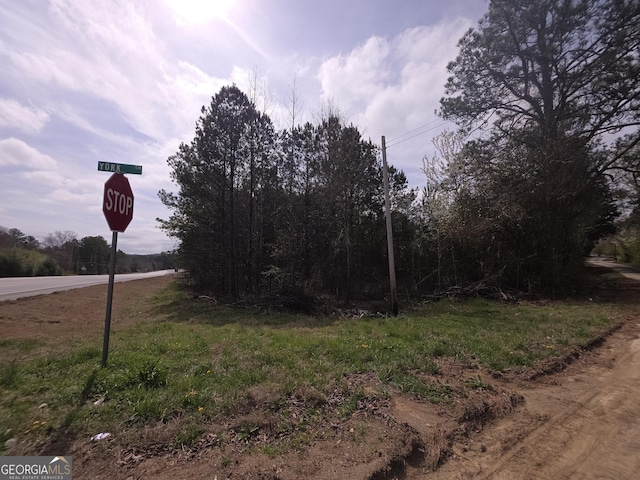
left=97, top=162, right=143, bottom=175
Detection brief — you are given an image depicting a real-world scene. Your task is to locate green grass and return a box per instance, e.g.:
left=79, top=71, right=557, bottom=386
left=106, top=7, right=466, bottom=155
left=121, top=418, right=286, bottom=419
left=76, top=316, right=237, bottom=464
left=0, top=286, right=622, bottom=454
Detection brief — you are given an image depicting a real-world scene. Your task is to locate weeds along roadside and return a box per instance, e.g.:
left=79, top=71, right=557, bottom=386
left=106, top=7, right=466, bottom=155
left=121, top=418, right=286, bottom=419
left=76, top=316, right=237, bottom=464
left=0, top=282, right=625, bottom=454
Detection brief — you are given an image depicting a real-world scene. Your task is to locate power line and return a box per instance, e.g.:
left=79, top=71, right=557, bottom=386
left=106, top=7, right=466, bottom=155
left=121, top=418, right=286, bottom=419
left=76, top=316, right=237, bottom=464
left=386, top=121, right=449, bottom=149
left=387, top=118, right=442, bottom=143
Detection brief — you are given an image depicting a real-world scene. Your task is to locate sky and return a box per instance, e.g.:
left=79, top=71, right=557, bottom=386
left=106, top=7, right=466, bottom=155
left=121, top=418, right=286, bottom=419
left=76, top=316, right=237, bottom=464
left=0, top=0, right=489, bottom=254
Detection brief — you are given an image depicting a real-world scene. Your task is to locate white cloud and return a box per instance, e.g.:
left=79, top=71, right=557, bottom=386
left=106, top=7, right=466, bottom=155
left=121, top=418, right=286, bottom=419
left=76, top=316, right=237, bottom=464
left=318, top=36, right=390, bottom=109
left=1, top=0, right=230, bottom=143
left=0, top=98, right=50, bottom=133
left=318, top=19, right=472, bottom=138
left=164, top=0, right=236, bottom=26
left=315, top=19, right=474, bottom=184
left=0, top=138, right=57, bottom=169
left=21, top=170, right=64, bottom=186
left=20, top=170, right=101, bottom=195
left=45, top=188, right=98, bottom=206
left=173, top=61, right=227, bottom=98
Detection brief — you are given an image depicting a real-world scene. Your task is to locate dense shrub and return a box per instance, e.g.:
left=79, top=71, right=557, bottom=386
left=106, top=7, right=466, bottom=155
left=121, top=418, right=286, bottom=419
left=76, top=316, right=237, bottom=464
left=0, top=248, right=62, bottom=277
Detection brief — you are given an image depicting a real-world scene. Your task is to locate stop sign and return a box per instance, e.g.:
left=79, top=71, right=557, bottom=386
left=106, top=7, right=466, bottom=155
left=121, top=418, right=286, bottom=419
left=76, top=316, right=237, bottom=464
left=103, top=173, right=134, bottom=232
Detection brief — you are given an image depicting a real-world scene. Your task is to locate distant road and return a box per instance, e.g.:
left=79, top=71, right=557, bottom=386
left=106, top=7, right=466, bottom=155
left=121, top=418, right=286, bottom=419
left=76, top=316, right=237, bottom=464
left=586, top=256, right=640, bottom=282
left=0, top=270, right=175, bottom=302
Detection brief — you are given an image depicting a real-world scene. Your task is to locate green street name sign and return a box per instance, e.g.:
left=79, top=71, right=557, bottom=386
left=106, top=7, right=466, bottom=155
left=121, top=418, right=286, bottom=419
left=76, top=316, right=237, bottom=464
left=97, top=162, right=143, bottom=175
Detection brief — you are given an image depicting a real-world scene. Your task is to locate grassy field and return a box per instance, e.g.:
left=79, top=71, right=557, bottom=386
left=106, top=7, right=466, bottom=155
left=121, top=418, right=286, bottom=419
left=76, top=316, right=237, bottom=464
left=0, top=281, right=623, bottom=455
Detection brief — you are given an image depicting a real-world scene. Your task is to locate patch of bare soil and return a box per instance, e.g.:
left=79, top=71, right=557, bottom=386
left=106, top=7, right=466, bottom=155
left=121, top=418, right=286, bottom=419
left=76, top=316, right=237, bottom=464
left=2, top=270, right=640, bottom=480
left=415, top=318, right=640, bottom=480
left=58, top=369, right=522, bottom=480
left=410, top=267, right=640, bottom=480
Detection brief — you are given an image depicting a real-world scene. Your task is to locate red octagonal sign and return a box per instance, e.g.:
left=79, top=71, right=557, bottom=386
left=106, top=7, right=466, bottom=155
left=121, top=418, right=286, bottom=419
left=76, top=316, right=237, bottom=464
left=103, top=173, right=134, bottom=233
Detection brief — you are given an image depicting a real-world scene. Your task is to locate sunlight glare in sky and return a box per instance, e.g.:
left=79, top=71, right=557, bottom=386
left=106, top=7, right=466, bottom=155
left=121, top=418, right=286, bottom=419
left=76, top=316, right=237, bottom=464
left=164, top=0, right=237, bottom=25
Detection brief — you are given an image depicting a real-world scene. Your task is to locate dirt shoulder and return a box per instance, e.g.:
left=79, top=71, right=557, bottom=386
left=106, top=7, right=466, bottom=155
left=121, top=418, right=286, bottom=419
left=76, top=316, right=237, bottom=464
left=0, top=275, right=174, bottom=363
left=412, top=263, right=640, bottom=480
left=2, top=269, right=640, bottom=479
left=415, top=317, right=640, bottom=480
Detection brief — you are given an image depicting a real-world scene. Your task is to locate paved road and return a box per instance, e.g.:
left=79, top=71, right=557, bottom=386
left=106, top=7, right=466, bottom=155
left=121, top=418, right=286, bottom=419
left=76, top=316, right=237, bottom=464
left=586, top=256, right=640, bottom=281
left=0, top=270, right=175, bottom=301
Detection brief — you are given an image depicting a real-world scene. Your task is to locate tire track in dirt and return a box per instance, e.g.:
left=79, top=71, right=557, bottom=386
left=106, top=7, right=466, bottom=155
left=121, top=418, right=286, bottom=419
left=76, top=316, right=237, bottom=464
left=410, top=320, right=640, bottom=480
left=410, top=262, right=640, bottom=480
left=477, top=324, right=640, bottom=479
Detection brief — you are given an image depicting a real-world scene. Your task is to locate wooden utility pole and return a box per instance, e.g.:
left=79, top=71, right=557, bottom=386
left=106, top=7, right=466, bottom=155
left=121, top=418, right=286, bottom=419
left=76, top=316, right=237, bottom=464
left=381, top=136, right=399, bottom=315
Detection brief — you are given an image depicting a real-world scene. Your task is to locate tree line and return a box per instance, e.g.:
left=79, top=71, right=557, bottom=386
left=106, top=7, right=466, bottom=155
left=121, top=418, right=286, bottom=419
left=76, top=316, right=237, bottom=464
left=0, top=227, right=174, bottom=277
left=158, top=88, right=407, bottom=304
left=435, top=0, right=639, bottom=294
left=161, top=0, right=639, bottom=304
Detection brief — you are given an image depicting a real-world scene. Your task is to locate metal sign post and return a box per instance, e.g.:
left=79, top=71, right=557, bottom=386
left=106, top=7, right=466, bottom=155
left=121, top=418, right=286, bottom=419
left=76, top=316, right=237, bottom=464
left=102, top=231, right=118, bottom=367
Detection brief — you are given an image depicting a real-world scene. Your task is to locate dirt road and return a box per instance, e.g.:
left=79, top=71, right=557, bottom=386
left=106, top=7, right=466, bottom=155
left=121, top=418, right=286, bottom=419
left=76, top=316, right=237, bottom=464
left=414, top=321, right=640, bottom=479
left=586, top=256, right=640, bottom=283
left=413, top=262, right=640, bottom=480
